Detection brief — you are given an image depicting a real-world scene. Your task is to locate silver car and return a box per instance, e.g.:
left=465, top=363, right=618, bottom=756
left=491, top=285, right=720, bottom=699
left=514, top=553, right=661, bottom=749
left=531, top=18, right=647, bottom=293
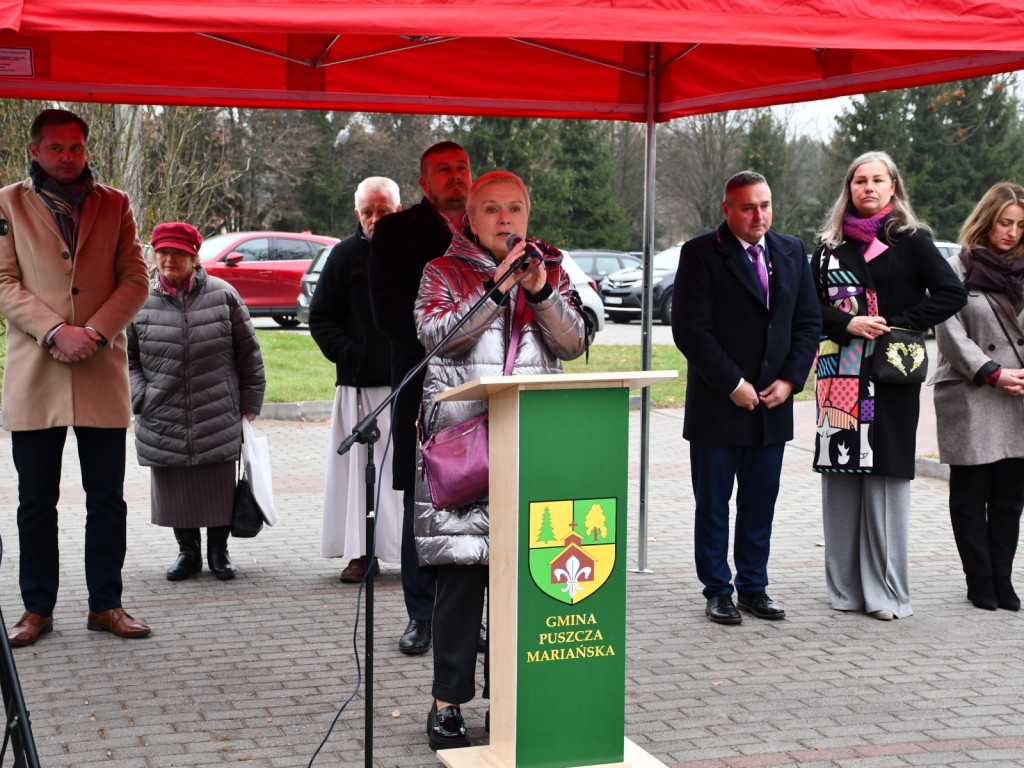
left=295, top=244, right=333, bottom=325
left=559, top=251, right=605, bottom=345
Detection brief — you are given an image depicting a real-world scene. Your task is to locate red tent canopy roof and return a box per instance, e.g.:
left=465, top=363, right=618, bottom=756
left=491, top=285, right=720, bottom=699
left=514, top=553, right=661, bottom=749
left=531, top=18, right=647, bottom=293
left=2, top=0, right=1023, bottom=120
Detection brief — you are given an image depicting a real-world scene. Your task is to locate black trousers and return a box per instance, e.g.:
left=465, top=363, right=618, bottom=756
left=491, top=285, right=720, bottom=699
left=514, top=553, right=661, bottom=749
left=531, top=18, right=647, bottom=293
left=11, top=427, right=128, bottom=615
left=949, top=459, right=1024, bottom=579
left=431, top=563, right=487, bottom=704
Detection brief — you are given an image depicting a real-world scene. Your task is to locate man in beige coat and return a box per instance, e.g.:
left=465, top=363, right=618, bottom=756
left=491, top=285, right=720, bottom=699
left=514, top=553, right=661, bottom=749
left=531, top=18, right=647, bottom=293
left=0, top=109, right=152, bottom=646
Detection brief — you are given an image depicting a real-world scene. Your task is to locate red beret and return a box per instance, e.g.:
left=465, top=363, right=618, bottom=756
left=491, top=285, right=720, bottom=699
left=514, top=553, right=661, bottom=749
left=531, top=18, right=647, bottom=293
left=150, top=222, right=202, bottom=255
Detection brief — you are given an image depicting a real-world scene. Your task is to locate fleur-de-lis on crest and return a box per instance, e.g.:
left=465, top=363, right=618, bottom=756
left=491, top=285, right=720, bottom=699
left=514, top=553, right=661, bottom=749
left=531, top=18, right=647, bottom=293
left=553, top=555, right=592, bottom=600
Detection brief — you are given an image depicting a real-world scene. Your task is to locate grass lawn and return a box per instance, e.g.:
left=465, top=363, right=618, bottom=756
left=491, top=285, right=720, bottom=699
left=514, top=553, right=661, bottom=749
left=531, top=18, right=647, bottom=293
left=0, top=326, right=811, bottom=408
left=257, top=331, right=692, bottom=405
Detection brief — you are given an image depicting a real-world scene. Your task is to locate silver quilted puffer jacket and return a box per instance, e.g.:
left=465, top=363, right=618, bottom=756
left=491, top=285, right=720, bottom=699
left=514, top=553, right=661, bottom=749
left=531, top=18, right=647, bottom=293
left=412, top=230, right=586, bottom=566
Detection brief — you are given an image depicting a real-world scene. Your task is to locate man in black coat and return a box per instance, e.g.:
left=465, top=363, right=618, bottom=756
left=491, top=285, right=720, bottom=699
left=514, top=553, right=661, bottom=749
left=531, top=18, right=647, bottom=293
left=368, top=142, right=472, bottom=655
left=672, top=170, right=820, bottom=625
left=310, top=176, right=402, bottom=587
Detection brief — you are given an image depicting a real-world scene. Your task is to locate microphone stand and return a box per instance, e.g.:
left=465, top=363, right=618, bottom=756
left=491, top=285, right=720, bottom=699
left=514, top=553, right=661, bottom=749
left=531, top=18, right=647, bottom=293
left=337, top=251, right=534, bottom=768
left=0, top=602, right=42, bottom=768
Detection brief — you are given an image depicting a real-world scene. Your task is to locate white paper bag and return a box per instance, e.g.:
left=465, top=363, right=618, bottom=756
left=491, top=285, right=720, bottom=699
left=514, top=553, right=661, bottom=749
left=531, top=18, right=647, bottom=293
left=241, top=418, right=278, bottom=526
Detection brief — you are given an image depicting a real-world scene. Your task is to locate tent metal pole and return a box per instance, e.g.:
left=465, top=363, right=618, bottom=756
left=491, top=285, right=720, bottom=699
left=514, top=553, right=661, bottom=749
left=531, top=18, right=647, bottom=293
left=633, top=42, right=658, bottom=574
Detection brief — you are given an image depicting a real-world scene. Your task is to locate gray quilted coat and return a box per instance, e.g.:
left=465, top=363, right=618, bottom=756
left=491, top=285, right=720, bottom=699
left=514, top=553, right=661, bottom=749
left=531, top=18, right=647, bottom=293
left=127, top=267, right=265, bottom=467
left=412, top=230, right=587, bottom=566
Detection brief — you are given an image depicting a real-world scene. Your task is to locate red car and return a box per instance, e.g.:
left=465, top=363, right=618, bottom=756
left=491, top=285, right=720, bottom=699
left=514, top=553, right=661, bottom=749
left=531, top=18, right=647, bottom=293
left=198, top=231, right=339, bottom=327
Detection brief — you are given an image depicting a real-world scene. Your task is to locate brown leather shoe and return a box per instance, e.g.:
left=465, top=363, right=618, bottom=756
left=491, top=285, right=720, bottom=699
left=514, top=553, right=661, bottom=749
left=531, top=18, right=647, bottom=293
left=8, top=611, right=53, bottom=647
left=86, top=607, right=151, bottom=638
left=340, top=556, right=380, bottom=583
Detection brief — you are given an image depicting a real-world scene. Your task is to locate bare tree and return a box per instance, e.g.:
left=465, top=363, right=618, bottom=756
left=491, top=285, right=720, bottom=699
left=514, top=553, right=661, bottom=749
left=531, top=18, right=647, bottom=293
left=656, top=111, right=746, bottom=242
left=609, top=121, right=647, bottom=249
left=337, top=112, right=444, bottom=203
left=138, top=105, right=243, bottom=238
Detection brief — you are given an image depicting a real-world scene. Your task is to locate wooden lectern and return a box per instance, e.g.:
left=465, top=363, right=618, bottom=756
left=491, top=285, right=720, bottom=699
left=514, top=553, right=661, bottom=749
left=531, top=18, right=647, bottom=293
left=433, top=371, right=675, bottom=768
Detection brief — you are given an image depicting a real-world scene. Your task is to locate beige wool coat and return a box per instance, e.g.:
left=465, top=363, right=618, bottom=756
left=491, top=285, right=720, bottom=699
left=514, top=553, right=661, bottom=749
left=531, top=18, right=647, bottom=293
left=0, top=177, right=150, bottom=431
left=932, top=255, right=1024, bottom=466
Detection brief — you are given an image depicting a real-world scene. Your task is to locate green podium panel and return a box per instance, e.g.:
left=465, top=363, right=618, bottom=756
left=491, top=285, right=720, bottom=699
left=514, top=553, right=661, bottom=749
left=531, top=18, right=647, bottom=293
left=434, top=371, right=674, bottom=768
left=516, top=387, right=628, bottom=768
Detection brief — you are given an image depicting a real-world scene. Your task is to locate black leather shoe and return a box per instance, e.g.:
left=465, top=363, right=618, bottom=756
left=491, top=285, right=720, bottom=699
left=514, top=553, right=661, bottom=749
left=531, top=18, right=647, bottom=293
left=427, top=702, right=470, bottom=751
left=166, top=550, right=201, bottom=581
left=207, top=548, right=237, bottom=580
left=399, top=619, right=431, bottom=655
left=737, top=591, right=786, bottom=619
left=478, top=624, right=487, bottom=654
left=967, top=576, right=998, bottom=611
left=705, top=595, right=741, bottom=624
left=993, top=577, right=1020, bottom=611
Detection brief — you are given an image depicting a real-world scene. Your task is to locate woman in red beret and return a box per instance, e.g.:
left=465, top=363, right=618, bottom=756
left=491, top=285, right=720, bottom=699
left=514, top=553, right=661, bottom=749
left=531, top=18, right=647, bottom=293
left=127, top=222, right=266, bottom=580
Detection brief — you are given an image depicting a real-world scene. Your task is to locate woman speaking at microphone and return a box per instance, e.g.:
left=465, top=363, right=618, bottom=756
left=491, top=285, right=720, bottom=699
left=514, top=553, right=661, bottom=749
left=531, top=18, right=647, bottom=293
left=413, top=171, right=587, bottom=750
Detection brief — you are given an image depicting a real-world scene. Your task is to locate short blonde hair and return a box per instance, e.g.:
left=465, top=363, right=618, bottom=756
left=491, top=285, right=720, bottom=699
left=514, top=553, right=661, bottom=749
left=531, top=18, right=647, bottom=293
left=466, top=171, right=531, bottom=215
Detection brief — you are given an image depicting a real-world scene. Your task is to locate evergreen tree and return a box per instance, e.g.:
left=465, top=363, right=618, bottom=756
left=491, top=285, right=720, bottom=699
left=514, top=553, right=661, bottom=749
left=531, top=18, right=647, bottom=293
left=454, top=117, right=629, bottom=249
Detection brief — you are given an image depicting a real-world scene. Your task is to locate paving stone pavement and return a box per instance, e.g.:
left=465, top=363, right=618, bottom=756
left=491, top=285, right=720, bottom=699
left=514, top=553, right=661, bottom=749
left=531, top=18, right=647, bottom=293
left=1, top=409, right=1022, bottom=768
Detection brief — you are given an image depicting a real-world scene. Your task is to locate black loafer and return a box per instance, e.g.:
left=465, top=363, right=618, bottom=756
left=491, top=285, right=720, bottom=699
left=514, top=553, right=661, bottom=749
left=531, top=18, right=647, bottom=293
left=399, top=619, right=432, bottom=655
left=427, top=702, right=470, bottom=751
left=737, top=591, right=786, bottom=619
left=705, top=595, right=741, bottom=624
left=478, top=624, right=487, bottom=654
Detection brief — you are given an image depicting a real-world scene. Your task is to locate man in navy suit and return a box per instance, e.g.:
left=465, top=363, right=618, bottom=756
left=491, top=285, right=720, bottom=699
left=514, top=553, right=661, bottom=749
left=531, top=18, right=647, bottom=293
left=672, top=170, right=820, bottom=624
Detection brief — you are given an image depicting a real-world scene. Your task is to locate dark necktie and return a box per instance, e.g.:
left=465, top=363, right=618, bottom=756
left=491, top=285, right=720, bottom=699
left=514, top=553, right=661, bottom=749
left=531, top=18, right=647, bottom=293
left=747, top=244, right=768, bottom=303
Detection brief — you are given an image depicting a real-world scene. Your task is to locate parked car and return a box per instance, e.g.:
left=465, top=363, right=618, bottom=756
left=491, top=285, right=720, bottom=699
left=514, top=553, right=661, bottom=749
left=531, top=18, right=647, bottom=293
left=199, top=231, right=339, bottom=327
left=933, top=240, right=960, bottom=259
left=559, top=251, right=605, bottom=346
left=566, top=249, right=642, bottom=287
left=599, top=244, right=681, bottom=325
left=295, top=244, right=333, bottom=325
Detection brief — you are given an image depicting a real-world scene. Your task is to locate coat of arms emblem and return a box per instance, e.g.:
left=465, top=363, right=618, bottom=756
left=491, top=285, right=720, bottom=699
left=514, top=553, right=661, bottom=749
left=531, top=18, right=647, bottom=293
left=528, top=498, right=616, bottom=604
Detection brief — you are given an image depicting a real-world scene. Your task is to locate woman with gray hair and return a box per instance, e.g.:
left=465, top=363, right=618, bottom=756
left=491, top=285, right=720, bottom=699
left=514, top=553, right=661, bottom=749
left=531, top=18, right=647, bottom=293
left=811, top=151, right=965, bottom=620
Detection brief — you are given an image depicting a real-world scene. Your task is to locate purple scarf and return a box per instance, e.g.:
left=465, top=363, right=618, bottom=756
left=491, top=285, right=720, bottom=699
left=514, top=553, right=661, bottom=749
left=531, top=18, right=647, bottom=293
left=843, top=203, right=893, bottom=245
left=960, top=247, right=1024, bottom=313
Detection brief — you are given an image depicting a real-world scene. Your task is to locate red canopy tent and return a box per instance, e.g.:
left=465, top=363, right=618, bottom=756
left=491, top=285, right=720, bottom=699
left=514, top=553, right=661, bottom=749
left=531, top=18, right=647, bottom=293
left=1, top=0, right=1024, bottom=121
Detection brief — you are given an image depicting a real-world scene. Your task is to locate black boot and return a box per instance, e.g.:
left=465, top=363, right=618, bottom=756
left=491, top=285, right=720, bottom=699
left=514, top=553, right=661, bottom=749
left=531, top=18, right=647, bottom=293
left=167, top=528, right=202, bottom=581
left=966, top=576, right=997, bottom=610
left=207, top=525, right=237, bottom=581
left=994, top=576, right=1020, bottom=611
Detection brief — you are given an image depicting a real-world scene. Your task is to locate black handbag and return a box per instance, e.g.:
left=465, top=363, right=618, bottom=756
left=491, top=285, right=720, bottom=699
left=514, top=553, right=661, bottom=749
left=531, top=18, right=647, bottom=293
left=870, top=326, right=928, bottom=384
left=231, top=463, right=264, bottom=538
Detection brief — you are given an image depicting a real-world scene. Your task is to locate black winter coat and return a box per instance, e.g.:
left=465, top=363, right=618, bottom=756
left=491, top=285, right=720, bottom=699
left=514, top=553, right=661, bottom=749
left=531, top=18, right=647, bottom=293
left=368, top=198, right=457, bottom=491
left=127, top=268, right=265, bottom=467
left=812, top=227, right=967, bottom=477
left=309, top=225, right=391, bottom=388
left=673, top=223, right=821, bottom=447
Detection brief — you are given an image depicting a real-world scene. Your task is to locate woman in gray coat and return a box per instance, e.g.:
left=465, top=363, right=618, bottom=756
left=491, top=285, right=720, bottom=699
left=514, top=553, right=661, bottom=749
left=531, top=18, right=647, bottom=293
left=933, top=183, right=1024, bottom=611
left=127, top=222, right=265, bottom=581
left=413, top=171, right=586, bottom=750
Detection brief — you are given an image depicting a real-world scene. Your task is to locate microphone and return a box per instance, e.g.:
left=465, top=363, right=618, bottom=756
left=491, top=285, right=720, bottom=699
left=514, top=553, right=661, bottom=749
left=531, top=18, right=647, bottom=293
left=506, top=232, right=536, bottom=272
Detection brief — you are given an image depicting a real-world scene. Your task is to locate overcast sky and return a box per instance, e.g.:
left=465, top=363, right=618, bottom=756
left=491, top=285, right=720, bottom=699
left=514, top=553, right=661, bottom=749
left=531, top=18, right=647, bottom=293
left=772, top=95, right=852, bottom=141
